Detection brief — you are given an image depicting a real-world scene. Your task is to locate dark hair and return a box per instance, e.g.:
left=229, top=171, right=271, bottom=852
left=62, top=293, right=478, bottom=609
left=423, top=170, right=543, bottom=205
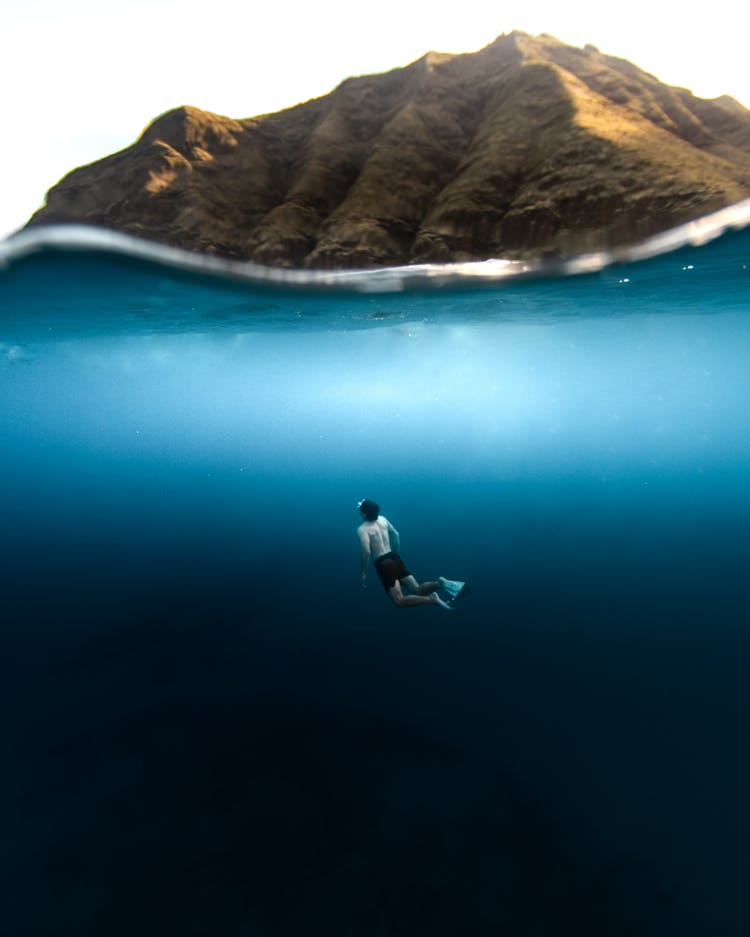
left=358, top=499, right=380, bottom=521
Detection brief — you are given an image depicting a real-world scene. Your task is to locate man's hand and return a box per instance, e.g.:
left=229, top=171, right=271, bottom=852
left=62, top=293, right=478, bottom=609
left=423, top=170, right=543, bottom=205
left=360, top=574, right=367, bottom=589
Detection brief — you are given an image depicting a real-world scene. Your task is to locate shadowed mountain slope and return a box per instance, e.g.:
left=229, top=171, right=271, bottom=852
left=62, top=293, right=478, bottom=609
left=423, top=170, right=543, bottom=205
left=27, top=31, right=750, bottom=267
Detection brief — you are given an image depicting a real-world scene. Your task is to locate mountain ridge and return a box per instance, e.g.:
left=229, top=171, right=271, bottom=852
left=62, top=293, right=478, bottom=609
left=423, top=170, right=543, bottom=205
left=27, top=31, right=750, bottom=267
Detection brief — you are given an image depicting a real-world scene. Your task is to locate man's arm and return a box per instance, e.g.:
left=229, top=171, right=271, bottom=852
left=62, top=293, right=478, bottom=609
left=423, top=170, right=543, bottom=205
left=358, top=528, right=370, bottom=587
left=385, top=518, right=400, bottom=553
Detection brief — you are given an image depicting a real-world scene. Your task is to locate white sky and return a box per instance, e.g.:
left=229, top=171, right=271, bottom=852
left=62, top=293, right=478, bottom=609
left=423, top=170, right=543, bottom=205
left=2, top=0, right=749, bottom=239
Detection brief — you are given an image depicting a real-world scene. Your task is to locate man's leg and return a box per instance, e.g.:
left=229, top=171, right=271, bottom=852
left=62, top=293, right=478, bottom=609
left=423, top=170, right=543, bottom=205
left=401, top=574, right=441, bottom=596
left=389, top=579, right=451, bottom=609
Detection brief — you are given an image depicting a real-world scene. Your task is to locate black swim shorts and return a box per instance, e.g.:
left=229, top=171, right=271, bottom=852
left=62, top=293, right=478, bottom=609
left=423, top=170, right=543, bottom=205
left=374, top=551, right=411, bottom=591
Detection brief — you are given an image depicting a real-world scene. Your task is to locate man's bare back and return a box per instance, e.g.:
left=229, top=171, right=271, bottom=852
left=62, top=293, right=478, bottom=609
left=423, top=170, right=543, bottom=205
left=357, top=515, right=397, bottom=562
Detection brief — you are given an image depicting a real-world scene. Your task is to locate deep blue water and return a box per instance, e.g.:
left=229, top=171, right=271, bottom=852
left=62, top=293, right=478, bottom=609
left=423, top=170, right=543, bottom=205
left=2, top=216, right=750, bottom=935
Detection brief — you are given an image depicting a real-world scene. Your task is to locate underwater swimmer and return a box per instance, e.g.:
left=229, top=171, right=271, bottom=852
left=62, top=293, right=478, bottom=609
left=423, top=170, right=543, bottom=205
left=356, top=498, right=467, bottom=610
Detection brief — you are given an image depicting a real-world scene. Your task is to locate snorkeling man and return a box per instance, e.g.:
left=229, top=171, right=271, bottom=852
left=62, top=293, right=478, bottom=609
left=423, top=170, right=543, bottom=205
left=356, top=498, right=466, bottom=610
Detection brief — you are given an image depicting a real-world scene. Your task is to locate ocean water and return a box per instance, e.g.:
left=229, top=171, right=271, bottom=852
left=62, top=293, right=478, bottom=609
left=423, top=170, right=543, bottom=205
left=2, top=210, right=750, bottom=936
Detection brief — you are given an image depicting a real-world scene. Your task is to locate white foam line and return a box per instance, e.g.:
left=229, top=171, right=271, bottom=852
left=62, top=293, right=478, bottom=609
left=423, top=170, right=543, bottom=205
left=2, top=196, right=750, bottom=293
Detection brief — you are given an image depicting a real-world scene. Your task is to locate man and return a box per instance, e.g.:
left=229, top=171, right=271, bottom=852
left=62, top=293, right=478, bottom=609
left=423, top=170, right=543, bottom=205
left=356, top=498, right=465, bottom=610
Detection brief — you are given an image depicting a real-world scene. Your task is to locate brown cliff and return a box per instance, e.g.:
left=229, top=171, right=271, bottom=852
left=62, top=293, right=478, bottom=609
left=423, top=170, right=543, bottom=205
left=26, top=31, right=750, bottom=267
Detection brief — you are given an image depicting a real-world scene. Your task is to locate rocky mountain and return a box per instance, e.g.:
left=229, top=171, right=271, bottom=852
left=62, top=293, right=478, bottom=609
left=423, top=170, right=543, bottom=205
left=26, top=31, right=750, bottom=267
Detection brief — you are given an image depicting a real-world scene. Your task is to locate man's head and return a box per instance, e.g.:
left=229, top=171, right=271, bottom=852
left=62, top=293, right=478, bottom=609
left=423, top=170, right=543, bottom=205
left=358, top=498, right=380, bottom=522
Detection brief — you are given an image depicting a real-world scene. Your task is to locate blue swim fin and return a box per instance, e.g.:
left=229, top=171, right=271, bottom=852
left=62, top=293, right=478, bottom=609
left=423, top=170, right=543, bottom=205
left=439, top=577, right=469, bottom=600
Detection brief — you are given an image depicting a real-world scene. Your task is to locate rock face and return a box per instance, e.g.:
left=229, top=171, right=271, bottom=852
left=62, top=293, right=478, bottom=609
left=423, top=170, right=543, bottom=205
left=27, top=32, right=750, bottom=267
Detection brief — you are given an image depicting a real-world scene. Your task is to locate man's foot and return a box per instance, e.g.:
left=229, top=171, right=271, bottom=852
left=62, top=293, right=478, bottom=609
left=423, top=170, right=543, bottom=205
left=431, top=592, right=453, bottom=610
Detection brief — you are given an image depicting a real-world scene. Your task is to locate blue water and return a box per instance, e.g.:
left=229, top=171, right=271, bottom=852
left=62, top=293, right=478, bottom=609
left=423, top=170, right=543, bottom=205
left=2, top=214, right=750, bottom=935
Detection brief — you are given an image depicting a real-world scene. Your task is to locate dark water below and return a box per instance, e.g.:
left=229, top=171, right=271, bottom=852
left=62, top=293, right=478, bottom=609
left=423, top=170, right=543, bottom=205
left=2, top=221, right=750, bottom=935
